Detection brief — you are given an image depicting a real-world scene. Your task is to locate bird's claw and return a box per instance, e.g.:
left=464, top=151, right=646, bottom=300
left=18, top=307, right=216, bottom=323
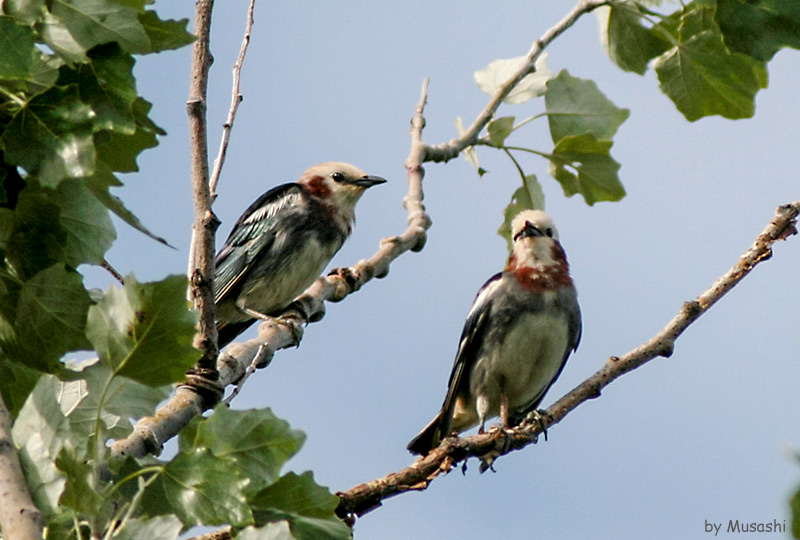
left=520, top=409, right=552, bottom=442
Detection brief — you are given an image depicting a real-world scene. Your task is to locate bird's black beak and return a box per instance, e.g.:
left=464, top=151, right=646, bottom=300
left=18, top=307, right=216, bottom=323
left=353, top=175, right=387, bottom=188
left=514, top=221, right=544, bottom=241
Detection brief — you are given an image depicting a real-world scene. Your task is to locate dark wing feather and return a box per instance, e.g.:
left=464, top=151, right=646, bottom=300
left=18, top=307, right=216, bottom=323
left=214, top=183, right=306, bottom=303
left=436, top=273, right=503, bottom=437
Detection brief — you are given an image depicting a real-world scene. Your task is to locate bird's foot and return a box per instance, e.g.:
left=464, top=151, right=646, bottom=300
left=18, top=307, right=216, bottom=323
left=520, top=409, right=552, bottom=442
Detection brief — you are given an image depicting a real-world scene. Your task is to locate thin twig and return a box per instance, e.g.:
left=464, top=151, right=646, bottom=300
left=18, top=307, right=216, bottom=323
left=209, top=0, right=256, bottom=199
left=425, top=0, right=610, bottom=163
left=335, top=201, right=800, bottom=518
left=100, top=258, right=124, bottom=285
left=186, top=0, right=221, bottom=380
left=0, top=393, right=43, bottom=540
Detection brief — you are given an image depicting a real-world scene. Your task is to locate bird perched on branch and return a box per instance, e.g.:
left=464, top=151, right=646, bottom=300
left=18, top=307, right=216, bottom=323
left=407, top=209, right=581, bottom=456
left=214, top=162, right=386, bottom=348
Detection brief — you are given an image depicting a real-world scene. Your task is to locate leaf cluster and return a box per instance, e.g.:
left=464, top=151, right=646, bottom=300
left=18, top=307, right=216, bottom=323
left=465, top=0, right=799, bottom=246
left=0, top=3, right=349, bottom=539
left=0, top=0, right=194, bottom=393
left=12, top=364, right=349, bottom=540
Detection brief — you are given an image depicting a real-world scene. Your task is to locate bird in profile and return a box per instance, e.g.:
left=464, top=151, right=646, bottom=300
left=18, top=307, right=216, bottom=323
left=214, top=162, right=386, bottom=348
left=407, top=209, right=581, bottom=456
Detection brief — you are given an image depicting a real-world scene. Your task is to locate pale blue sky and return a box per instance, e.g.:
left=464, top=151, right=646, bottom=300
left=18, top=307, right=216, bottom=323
left=87, top=2, right=800, bottom=539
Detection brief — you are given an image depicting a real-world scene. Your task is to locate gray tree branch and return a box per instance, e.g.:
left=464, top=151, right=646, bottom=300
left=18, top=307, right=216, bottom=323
left=185, top=0, right=221, bottom=381
left=0, top=393, right=42, bottom=540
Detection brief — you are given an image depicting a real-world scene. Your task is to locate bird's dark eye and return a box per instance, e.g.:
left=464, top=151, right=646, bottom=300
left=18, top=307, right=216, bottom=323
left=331, top=172, right=346, bottom=183
left=545, top=228, right=554, bottom=237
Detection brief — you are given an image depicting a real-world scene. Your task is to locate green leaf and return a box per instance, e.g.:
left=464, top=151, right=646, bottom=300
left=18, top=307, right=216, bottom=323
left=0, top=18, right=61, bottom=95
left=654, top=12, right=768, bottom=121
left=0, top=16, right=38, bottom=79
left=57, top=178, right=116, bottom=266
left=716, top=0, right=800, bottom=61
left=39, top=10, right=90, bottom=63
left=49, top=0, right=150, bottom=54
left=57, top=43, right=138, bottom=133
left=475, top=53, right=554, bottom=104
left=55, top=444, right=104, bottom=515
left=16, top=264, right=93, bottom=371
left=4, top=187, right=66, bottom=280
left=252, top=472, right=350, bottom=540
left=2, top=0, right=47, bottom=25
left=487, top=116, right=515, bottom=147
left=0, top=360, right=41, bottom=417
left=0, top=85, right=96, bottom=187
left=12, top=375, right=71, bottom=516
left=62, top=361, right=168, bottom=442
left=138, top=10, right=195, bottom=53
left=95, top=97, right=164, bottom=173
left=142, top=449, right=253, bottom=527
left=111, top=516, right=182, bottom=540
left=183, top=406, right=306, bottom=496
left=238, top=522, right=296, bottom=540
left=86, top=274, right=200, bottom=386
left=599, top=4, right=670, bottom=74
left=544, top=70, right=630, bottom=143
left=85, top=165, right=171, bottom=246
left=546, top=133, right=625, bottom=206
left=498, top=174, right=545, bottom=251
left=455, top=116, right=486, bottom=176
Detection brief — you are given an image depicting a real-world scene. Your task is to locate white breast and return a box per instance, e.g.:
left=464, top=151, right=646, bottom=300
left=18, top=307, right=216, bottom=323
left=470, top=309, right=569, bottom=416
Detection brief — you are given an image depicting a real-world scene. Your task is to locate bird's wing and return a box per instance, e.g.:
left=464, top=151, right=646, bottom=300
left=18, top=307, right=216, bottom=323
left=214, top=183, right=306, bottom=302
left=558, top=284, right=582, bottom=353
left=437, top=273, right=503, bottom=434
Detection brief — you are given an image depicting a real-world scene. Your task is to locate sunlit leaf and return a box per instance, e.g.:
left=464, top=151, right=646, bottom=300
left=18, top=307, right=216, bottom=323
left=183, top=406, right=306, bottom=496
left=49, top=0, right=150, bottom=54
left=111, top=516, right=182, bottom=540
left=142, top=449, right=253, bottom=527
left=0, top=85, right=95, bottom=186
left=86, top=274, right=199, bottom=386
left=475, top=53, right=554, bottom=104
left=487, top=116, right=515, bottom=147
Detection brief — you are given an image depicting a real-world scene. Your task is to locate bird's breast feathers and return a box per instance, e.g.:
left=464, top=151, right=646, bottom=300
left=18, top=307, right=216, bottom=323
left=236, top=233, right=340, bottom=316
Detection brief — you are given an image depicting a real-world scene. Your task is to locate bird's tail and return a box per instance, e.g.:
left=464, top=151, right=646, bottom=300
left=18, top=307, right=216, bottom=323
left=217, top=319, right=256, bottom=349
left=407, top=412, right=445, bottom=456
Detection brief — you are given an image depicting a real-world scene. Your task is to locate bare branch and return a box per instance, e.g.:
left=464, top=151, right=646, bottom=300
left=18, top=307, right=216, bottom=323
left=424, top=0, right=610, bottom=163
left=100, top=258, right=125, bottom=285
left=335, top=200, right=800, bottom=518
left=186, top=0, right=221, bottom=379
left=0, top=393, right=43, bottom=540
left=209, top=0, right=256, bottom=199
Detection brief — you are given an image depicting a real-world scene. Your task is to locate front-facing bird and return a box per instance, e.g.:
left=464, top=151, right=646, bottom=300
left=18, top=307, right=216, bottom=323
left=407, top=209, right=581, bottom=456
left=214, top=162, right=386, bottom=348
